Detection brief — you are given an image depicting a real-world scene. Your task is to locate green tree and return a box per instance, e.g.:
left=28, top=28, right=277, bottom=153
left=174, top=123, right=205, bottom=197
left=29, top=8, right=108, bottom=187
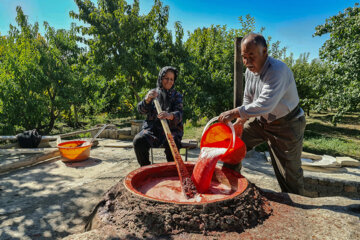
left=184, top=25, right=235, bottom=120
left=0, top=9, right=45, bottom=133
left=0, top=7, right=84, bottom=134
left=40, top=22, right=85, bottom=129
left=314, top=3, right=360, bottom=123
left=183, top=15, right=286, bottom=121
left=70, top=0, right=180, bottom=116
left=287, top=54, right=328, bottom=116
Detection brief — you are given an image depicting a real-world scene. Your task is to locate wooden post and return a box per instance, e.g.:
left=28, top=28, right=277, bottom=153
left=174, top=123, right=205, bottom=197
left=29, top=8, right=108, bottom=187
left=234, top=37, right=243, bottom=108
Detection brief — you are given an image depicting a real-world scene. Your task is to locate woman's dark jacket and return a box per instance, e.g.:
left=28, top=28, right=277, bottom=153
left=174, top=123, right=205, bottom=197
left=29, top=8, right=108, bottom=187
left=137, top=66, right=183, bottom=146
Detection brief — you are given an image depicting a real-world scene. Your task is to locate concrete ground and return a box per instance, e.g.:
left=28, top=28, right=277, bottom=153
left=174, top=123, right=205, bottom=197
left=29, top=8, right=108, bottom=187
left=0, top=139, right=359, bottom=240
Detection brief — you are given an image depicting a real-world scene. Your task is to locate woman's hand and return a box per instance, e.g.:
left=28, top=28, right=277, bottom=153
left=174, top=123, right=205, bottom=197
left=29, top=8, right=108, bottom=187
left=158, top=111, right=174, bottom=120
left=145, top=89, right=158, bottom=104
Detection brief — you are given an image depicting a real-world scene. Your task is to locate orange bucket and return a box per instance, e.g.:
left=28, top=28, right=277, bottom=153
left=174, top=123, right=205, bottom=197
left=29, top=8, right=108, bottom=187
left=191, top=117, right=247, bottom=193
left=200, top=117, right=246, bottom=165
left=57, top=140, right=92, bottom=162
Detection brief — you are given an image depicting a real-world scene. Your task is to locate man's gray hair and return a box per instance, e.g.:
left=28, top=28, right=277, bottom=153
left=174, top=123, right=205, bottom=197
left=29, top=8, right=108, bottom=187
left=241, top=33, right=267, bottom=48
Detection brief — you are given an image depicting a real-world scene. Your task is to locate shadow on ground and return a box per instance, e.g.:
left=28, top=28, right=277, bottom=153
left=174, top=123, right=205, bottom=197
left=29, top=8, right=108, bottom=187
left=0, top=160, right=105, bottom=239
left=263, top=191, right=360, bottom=218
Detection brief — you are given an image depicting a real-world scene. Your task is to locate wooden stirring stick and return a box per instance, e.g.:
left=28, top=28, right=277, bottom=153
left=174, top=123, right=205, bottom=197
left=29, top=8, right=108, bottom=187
left=153, top=99, right=197, bottom=199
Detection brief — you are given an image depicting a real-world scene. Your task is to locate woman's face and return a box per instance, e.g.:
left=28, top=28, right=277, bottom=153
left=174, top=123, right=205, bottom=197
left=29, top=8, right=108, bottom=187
left=161, top=71, right=175, bottom=90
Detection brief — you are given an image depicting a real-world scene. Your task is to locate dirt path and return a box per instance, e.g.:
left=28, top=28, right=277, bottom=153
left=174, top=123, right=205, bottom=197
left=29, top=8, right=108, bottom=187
left=0, top=141, right=142, bottom=239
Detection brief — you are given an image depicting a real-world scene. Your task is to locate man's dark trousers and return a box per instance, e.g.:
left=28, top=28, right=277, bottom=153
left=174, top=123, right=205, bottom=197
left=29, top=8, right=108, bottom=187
left=224, top=112, right=306, bottom=195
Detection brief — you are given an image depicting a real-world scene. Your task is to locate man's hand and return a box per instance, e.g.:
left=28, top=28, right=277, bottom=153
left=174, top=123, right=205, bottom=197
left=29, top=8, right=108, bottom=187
left=158, top=111, right=174, bottom=120
left=218, top=108, right=240, bottom=123
left=233, top=118, right=247, bottom=137
left=145, top=89, right=158, bottom=104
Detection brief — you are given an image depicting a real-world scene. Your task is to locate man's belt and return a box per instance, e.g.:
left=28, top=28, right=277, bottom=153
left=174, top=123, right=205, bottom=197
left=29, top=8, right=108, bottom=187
left=260, top=105, right=301, bottom=125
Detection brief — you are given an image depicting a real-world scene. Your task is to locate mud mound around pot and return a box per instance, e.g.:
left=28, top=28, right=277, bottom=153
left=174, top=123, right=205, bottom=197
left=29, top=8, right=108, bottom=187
left=85, top=179, right=272, bottom=238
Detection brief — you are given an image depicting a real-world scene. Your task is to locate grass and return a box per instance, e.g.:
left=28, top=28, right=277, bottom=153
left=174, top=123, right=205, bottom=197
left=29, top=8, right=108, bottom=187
left=303, top=132, right=359, bottom=158
left=303, top=112, right=360, bottom=160
left=183, top=112, right=360, bottom=160
left=183, top=117, right=209, bottom=142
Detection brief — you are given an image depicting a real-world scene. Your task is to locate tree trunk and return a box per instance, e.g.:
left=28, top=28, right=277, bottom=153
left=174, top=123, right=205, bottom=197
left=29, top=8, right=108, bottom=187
left=129, top=75, right=141, bottom=103
left=128, top=75, right=143, bottom=119
left=45, top=109, right=57, bottom=134
left=43, top=87, right=57, bottom=134
left=68, top=106, right=73, bottom=125
left=73, top=104, right=79, bottom=127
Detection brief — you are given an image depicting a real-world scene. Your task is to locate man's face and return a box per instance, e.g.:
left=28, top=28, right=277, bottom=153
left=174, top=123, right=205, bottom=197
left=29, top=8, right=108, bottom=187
left=161, top=71, right=175, bottom=90
left=241, top=41, right=267, bottom=73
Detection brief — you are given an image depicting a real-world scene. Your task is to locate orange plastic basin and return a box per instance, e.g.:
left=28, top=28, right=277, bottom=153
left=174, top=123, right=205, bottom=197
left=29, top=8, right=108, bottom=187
left=57, top=140, right=92, bottom=162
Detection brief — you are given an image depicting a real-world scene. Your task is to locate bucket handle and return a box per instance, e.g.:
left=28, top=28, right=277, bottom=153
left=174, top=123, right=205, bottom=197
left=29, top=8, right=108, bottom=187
left=201, top=116, right=236, bottom=149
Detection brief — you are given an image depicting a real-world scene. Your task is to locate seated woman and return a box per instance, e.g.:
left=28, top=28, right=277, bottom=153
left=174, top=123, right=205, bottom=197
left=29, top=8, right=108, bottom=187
left=133, top=66, right=183, bottom=166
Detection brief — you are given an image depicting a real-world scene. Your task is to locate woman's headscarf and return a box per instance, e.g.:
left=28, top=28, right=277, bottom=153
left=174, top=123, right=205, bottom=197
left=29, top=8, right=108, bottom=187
left=156, top=66, right=179, bottom=111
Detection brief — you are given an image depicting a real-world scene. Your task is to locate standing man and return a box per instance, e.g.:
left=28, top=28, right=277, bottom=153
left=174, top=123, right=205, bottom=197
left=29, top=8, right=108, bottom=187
left=218, top=33, right=306, bottom=195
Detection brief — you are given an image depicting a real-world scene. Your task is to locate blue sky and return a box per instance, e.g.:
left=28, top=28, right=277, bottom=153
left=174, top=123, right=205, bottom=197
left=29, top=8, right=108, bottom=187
left=0, top=0, right=358, bottom=60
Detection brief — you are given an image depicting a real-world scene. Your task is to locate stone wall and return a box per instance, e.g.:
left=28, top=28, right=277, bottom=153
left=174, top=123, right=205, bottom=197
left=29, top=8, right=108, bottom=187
left=304, top=177, right=359, bottom=198
left=91, top=121, right=144, bottom=141
left=91, top=124, right=133, bottom=140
